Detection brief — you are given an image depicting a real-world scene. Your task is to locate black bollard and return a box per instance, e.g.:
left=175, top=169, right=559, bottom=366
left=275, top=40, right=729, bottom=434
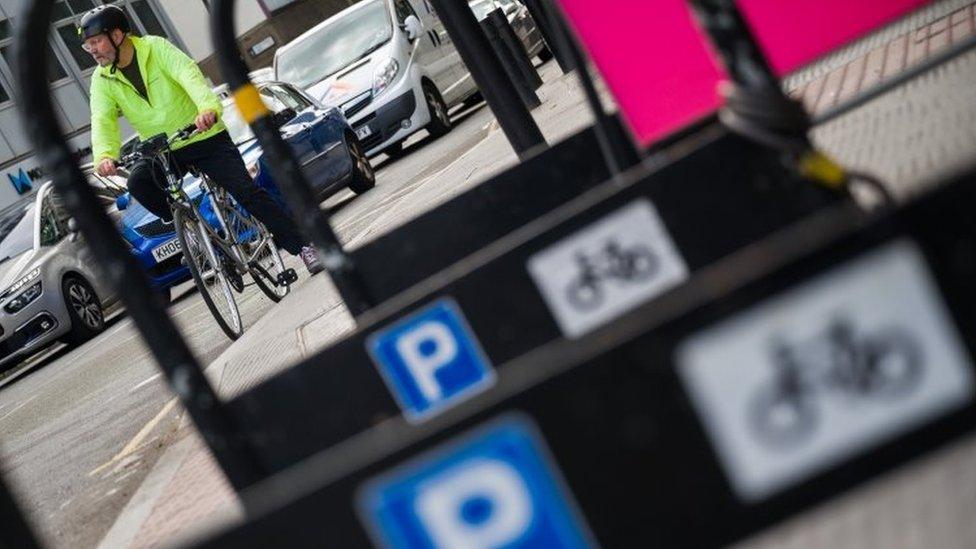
left=489, top=9, right=544, bottom=91
left=426, top=0, right=546, bottom=158
left=481, top=12, right=541, bottom=110
left=522, top=0, right=574, bottom=72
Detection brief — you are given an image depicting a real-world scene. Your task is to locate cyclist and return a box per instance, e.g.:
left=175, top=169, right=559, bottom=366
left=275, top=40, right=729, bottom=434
left=78, top=5, right=324, bottom=274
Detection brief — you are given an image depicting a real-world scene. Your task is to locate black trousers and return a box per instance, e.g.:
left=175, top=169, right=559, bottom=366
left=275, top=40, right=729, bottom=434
left=126, top=130, right=305, bottom=255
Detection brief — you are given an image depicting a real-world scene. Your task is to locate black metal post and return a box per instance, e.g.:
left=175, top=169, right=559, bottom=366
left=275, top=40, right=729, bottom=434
left=426, top=0, right=546, bottom=158
left=686, top=0, right=882, bottom=200
left=15, top=0, right=266, bottom=491
left=522, top=0, right=574, bottom=72
left=686, top=0, right=812, bottom=153
left=481, top=12, right=541, bottom=110
left=538, top=0, right=635, bottom=175
left=489, top=9, right=543, bottom=91
left=211, top=0, right=375, bottom=316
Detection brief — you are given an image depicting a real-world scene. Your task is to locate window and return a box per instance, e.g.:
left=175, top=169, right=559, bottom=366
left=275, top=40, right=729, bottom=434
left=0, top=45, right=67, bottom=84
left=52, top=0, right=97, bottom=21
left=258, top=87, right=287, bottom=113
left=52, top=1, right=174, bottom=73
left=268, top=84, right=311, bottom=111
left=67, top=0, right=97, bottom=12
left=39, top=203, right=65, bottom=247
left=393, top=0, right=418, bottom=24
left=129, top=0, right=169, bottom=38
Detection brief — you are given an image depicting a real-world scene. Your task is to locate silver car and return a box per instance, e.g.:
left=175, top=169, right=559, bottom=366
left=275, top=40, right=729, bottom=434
left=0, top=181, right=119, bottom=369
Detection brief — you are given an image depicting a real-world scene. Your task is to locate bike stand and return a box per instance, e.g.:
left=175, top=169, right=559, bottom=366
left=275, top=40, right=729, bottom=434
left=347, top=115, right=642, bottom=304
left=194, top=165, right=976, bottom=548
left=207, top=125, right=844, bottom=474
left=5, top=0, right=973, bottom=547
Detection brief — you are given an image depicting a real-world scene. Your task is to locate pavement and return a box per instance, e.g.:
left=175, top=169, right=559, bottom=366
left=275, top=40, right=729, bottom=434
left=100, top=3, right=976, bottom=547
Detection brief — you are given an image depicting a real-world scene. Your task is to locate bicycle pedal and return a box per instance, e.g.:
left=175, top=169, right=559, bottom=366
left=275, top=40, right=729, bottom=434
left=278, top=268, right=298, bottom=286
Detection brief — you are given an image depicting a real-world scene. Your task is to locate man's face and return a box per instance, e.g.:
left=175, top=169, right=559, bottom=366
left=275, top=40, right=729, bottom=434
left=82, top=29, right=124, bottom=67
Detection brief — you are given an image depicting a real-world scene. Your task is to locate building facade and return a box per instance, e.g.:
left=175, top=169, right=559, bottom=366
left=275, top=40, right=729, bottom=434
left=0, top=0, right=354, bottom=214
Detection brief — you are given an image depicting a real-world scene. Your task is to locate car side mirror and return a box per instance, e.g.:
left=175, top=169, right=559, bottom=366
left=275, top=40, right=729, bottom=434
left=116, top=193, right=131, bottom=211
left=403, top=15, right=423, bottom=42
left=272, top=107, right=298, bottom=129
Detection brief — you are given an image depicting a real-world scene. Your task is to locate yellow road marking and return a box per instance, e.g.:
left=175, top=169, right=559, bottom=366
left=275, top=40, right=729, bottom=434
left=88, top=398, right=178, bottom=477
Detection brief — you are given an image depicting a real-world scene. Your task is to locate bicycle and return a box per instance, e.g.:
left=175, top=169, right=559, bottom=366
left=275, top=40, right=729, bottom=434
left=120, top=124, right=297, bottom=340
left=564, top=240, right=659, bottom=311
left=748, top=317, right=923, bottom=450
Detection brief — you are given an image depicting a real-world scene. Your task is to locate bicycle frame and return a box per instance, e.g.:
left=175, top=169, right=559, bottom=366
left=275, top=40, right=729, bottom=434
left=146, top=141, right=279, bottom=283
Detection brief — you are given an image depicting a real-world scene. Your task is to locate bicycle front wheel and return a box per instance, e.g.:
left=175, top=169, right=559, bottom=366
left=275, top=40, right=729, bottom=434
left=174, top=207, right=244, bottom=340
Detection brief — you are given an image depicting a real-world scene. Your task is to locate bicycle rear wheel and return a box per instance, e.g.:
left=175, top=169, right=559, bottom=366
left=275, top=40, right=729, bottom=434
left=174, top=207, right=244, bottom=339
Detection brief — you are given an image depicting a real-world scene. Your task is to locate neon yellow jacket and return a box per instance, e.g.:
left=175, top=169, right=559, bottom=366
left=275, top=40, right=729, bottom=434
left=89, top=35, right=225, bottom=163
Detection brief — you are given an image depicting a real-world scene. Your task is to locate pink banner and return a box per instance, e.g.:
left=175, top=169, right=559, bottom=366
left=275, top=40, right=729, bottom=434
left=738, top=0, right=929, bottom=75
left=556, top=0, right=929, bottom=147
left=555, top=0, right=723, bottom=147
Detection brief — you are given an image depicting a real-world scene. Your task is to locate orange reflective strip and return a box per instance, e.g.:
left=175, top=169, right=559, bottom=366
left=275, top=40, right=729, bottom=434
left=233, top=84, right=270, bottom=124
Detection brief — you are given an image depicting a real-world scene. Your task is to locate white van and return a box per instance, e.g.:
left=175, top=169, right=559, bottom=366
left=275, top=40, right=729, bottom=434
left=273, top=0, right=479, bottom=157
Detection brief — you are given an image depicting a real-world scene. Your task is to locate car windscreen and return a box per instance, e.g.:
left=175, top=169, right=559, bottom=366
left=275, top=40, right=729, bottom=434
left=275, top=0, right=393, bottom=88
left=222, top=100, right=256, bottom=145
left=0, top=207, right=35, bottom=262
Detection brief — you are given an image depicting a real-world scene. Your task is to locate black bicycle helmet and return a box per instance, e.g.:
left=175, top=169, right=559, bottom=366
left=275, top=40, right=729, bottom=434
left=78, top=5, right=131, bottom=40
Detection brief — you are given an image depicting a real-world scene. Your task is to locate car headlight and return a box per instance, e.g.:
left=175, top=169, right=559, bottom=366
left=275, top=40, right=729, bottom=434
left=371, top=58, right=400, bottom=97
left=2, top=268, right=41, bottom=299
left=4, top=282, right=42, bottom=314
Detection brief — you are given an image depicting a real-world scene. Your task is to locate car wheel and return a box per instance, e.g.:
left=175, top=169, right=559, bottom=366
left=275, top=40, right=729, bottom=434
left=62, top=276, right=105, bottom=345
left=423, top=83, right=452, bottom=138
left=348, top=137, right=376, bottom=195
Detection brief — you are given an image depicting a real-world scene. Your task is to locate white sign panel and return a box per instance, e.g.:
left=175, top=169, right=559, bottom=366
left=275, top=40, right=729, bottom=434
left=677, top=239, right=975, bottom=502
left=527, top=199, right=688, bottom=338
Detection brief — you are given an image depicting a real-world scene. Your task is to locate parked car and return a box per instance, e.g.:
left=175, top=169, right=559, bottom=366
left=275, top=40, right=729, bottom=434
left=116, top=80, right=374, bottom=292
left=0, top=182, right=120, bottom=369
left=273, top=0, right=480, bottom=157
left=470, top=0, right=552, bottom=60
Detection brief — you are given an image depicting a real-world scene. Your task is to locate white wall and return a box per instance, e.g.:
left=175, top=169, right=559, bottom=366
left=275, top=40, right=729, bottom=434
left=158, top=0, right=268, bottom=61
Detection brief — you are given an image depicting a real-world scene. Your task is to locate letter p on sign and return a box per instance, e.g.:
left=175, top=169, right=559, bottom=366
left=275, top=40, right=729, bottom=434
left=369, top=299, right=496, bottom=422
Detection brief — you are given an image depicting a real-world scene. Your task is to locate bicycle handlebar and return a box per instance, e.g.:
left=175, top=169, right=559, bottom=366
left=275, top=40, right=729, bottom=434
left=118, top=123, right=204, bottom=169
left=172, top=123, right=201, bottom=143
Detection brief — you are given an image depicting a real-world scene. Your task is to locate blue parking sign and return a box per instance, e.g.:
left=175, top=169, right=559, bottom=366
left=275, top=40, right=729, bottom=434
left=368, top=298, right=496, bottom=422
left=357, top=416, right=592, bottom=549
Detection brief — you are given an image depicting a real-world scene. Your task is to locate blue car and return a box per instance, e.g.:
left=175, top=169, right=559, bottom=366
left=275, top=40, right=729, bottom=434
left=116, top=80, right=375, bottom=291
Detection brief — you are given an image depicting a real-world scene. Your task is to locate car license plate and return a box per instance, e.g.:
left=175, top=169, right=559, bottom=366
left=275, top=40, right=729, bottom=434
left=152, top=238, right=182, bottom=263
left=356, top=125, right=372, bottom=139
